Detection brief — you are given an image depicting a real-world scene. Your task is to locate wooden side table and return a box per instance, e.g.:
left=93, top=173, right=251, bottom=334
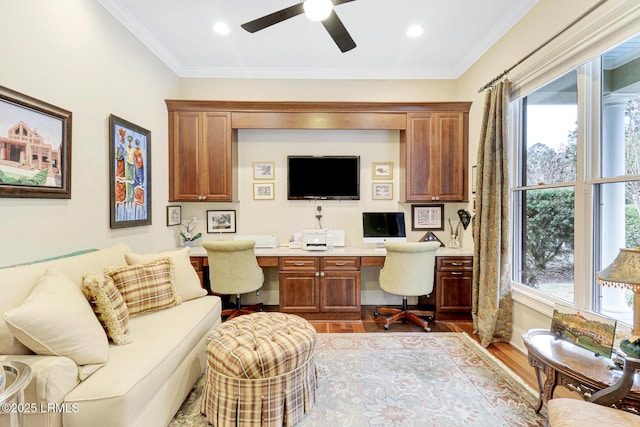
left=522, top=328, right=640, bottom=415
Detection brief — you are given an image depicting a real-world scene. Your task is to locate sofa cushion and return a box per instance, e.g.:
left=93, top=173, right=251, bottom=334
left=0, top=242, right=132, bottom=355
left=125, top=247, right=207, bottom=302
left=63, top=295, right=221, bottom=427
left=82, top=272, right=132, bottom=345
left=104, top=258, right=181, bottom=317
left=3, top=267, right=109, bottom=367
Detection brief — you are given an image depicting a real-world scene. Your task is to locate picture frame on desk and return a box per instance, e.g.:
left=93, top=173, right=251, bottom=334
left=550, top=303, right=616, bottom=358
left=207, top=210, right=236, bottom=233
left=0, top=86, right=72, bottom=199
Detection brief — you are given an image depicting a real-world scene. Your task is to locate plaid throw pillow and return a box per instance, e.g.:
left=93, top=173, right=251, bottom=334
left=103, top=258, right=181, bottom=317
left=82, top=272, right=132, bottom=345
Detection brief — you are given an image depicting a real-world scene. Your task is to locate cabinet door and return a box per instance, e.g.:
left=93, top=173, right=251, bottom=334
left=169, top=111, right=233, bottom=202
left=279, top=272, right=320, bottom=313
left=201, top=112, right=233, bottom=201
left=170, top=111, right=201, bottom=201
left=403, top=112, right=467, bottom=202
left=320, top=271, right=361, bottom=313
left=436, top=271, right=472, bottom=312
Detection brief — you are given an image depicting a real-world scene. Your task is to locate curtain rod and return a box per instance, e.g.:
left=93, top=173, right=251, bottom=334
left=477, top=0, right=609, bottom=93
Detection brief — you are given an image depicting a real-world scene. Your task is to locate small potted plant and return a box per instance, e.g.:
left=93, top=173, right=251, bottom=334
left=179, top=217, right=202, bottom=248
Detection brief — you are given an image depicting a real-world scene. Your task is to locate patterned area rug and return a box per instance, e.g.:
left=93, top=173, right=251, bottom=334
left=170, top=332, right=545, bottom=426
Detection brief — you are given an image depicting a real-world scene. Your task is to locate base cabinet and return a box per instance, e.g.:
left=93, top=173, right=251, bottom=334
left=279, top=256, right=361, bottom=320
left=435, top=256, right=473, bottom=319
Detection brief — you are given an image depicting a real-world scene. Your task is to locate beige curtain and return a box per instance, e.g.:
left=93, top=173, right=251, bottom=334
left=472, top=79, right=513, bottom=348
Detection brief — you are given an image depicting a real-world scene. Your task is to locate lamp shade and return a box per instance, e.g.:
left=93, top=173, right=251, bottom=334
left=596, top=247, right=640, bottom=290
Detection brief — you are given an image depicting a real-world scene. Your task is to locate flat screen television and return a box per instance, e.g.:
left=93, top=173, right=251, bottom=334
left=287, top=156, right=360, bottom=200
left=362, top=212, right=407, bottom=250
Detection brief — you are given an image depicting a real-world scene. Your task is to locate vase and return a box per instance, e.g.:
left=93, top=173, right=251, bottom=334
left=184, top=241, right=194, bottom=248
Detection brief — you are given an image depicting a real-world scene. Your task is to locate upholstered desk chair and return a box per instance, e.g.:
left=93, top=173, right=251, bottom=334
left=202, top=240, right=264, bottom=320
left=374, top=241, right=441, bottom=331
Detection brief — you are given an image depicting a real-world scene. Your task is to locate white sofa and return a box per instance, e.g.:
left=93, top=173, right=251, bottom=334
left=0, top=243, right=222, bottom=427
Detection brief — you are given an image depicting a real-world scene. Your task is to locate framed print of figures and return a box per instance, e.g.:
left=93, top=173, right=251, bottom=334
left=254, top=182, right=274, bottom=200
left=372, top=162, right=393, bottom=180
left=253, top=162, right=275, bottom=180
left=166, top=205, right=181, bottom=226
left=412, top=204, right=444, bottom=230
left=372, top=183, right=393, bottom=200
left=207, top=210, right=236, bottom=233
left=109, top=114, right=151, bottom=229
left=0, top=86, right=72, bottom=198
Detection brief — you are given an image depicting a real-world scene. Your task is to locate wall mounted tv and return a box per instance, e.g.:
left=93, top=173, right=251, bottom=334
left=287, top=156, right=360, bottom=200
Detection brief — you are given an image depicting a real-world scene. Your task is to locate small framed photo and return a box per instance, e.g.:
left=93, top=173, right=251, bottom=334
left=166, top=205, right=181, bottom=226
left=412, top=204, right=444, bottom=230
left=550, top=303, right=617, bottom=358
left=253, top=162, right=275, bottom=180
left=372, top=162, right=393, bottom=180
left=254, top=182, right=274, bottom=200
left=419, top=231, right=444, bottom=247
left=372, top=183, right=393, bottom=200
left=207, top=210, right=236, bottom=233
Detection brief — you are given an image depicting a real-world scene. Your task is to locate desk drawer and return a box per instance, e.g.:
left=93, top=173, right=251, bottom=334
left=437, top=256, right=473, bottom=271
left=321, top=257, right=360, bottom=271
left=280, top=257, right=319, bottom=271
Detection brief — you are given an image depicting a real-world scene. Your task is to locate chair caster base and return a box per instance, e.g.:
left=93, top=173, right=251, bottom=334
left=373, top=311, right=379, bottom=317
left=383, top=323, right=390, bottom=330
left=424, top=327, right=431, bottom=332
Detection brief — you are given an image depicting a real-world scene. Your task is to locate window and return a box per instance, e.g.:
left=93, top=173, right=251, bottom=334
left=511, top=33, right=640, bottom=328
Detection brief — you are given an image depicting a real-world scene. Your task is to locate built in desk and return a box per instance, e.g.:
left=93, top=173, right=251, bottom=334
left=189, top=245, right=473, bottom=321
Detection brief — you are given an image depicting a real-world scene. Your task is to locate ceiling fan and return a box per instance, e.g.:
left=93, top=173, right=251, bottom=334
left=241, top=0, right=357, bottom=53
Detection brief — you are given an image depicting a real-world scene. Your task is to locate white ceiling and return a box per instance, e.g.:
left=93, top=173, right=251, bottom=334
left=97, top=0, right=539, bottom=79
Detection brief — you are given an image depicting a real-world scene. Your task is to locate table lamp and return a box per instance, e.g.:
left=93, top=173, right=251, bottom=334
left=596, top=247, right=640, bottom=358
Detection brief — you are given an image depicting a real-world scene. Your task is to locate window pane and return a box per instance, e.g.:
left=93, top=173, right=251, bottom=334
left=517, top=187, right=575, bottom=301
left=524, top=71, right=578, bottom=185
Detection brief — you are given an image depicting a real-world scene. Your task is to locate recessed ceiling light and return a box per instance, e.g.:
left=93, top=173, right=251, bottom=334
left=212, top=22, right=230, bottom=35
left=406, top=25, right=424, bottom=38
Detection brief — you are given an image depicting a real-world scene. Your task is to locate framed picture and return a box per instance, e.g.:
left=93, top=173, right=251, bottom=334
left=254, top=182, right=274, bottom=200
left=109, top=114, right=151, bottom=229
left=253, top=162, right=275, bottom=180
left=166, top=205, right=181, bottom=226
left=412, top=204, right=444, bottom=230
left=550, top=303, right=617, bottom=358
left=372, top=162, right=393, bottom=180
left=207, top=210, right=236, bottom=233
left=0, top=86, right=72, bottom=199
left=372, top=183, right=393, bottom=200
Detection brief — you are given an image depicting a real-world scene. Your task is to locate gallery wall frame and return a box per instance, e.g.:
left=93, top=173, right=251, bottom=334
left=253, top=161, right=275, bottom=180
left=0, top=85, right=72, bottom=199
left=411, top=204, right=444, bottom=230
left=254, top=182, right=274, bottom=200
left=372, top=182, right=393, bottom=200
left=166, top=205, right=181, bottom=226
left=371, top=161, right=393, bottom=180
left=207, top=210, right=236, bottom=233
left=109, top=114, right=151, bottom=229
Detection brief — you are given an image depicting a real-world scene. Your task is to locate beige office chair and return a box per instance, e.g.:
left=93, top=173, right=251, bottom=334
left=202, top=240, right=264, bottom=320
left=374, top=241, right=440, bottom=331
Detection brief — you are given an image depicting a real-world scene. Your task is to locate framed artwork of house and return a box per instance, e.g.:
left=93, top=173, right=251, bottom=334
left=0, top=86, right=72, bottom=199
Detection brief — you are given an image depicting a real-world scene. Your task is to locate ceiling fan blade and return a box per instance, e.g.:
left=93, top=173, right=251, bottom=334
left=241, top=3, right=305, bottom=33
left=333, top=0, right=357, bottom=6
left=321, top=11, right=356, bottom=52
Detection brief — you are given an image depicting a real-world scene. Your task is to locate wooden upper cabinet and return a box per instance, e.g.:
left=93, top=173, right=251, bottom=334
left=401, top=112, right=468, bottom=202
left=169, top=111, right=235, bottom=202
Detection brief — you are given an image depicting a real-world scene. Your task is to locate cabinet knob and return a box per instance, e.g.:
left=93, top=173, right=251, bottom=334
left=202, top=195, right=207, bottom=200
left=320, top=272, right=325, bottom=277
left=315, top=272, right=320, bottom=277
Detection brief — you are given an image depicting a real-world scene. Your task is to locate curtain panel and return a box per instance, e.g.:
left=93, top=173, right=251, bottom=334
left=472, top=80, right=513, bottom=348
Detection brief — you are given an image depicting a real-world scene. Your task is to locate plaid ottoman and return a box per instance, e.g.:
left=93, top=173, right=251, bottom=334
left=201, top=312, right=318, bottom=426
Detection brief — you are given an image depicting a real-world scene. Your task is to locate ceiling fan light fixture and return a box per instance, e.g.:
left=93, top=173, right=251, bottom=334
left=303, top=0, right=333, bottom=22
left=212, top=22, right=230, bottom=35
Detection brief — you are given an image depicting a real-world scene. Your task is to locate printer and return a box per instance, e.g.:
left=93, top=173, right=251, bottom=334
left=302, top=230, right=332, bottom=251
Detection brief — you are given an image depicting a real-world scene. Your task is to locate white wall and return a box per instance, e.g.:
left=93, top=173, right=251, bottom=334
left=0, top=0, right=180, bottom=265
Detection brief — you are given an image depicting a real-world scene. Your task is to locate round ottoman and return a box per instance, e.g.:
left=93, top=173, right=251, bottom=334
left=200, top=312, right=318, bottom=427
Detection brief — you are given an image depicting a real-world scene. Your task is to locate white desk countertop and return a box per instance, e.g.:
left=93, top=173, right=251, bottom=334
left=188, top=245, right=473, bottom=258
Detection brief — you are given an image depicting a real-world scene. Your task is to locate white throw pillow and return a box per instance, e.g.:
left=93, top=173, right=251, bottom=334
left=3, top=267, right=109, bottom=366
left=125, top=248, right=207, bottom=301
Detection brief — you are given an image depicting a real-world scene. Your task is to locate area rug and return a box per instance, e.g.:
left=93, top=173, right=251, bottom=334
left=170, top=332, right=545, bottom=426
